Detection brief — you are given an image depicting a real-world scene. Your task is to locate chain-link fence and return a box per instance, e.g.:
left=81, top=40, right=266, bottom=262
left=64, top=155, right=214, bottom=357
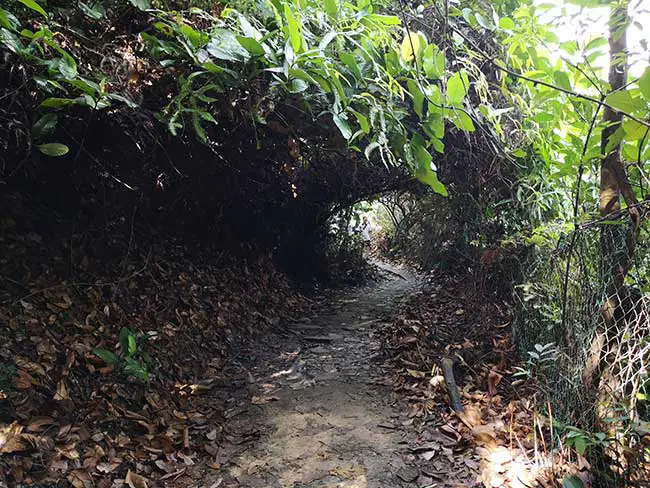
left=514, top=216, right=650, bottom=485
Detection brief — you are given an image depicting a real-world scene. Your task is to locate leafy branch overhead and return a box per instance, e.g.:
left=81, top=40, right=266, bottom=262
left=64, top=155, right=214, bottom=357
left=0, top=0, right=502, bottom=195
left=2, top=0, right=650, bottom=204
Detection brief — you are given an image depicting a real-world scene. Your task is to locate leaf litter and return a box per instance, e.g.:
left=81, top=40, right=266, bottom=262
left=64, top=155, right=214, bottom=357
left=0, top=217, right=311, bottom=486
left=0, top=212, right=588, bottom=487
left=379, top=270, right=593, bottom=487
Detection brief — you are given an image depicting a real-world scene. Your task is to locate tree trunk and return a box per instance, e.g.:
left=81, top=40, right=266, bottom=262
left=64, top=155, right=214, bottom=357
left=583, top=0, right=635, bottom=389
left=584, top=0, right=641, bottom=474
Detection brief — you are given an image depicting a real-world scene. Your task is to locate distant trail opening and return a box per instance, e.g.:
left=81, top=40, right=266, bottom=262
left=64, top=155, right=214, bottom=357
left=202, top=263, right=425, bottom=488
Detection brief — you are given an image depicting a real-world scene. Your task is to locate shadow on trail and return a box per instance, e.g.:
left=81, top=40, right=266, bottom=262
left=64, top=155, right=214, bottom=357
left=209, top=261, right=421, bottom=488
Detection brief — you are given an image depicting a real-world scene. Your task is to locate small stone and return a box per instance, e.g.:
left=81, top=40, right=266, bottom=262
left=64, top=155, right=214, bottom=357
left=396, top=466, right=420, bottom=482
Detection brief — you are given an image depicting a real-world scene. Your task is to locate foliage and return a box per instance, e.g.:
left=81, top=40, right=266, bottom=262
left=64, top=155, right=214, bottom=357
left=94, top=327, right=150, bottom=380
left=0, top=0, right=509, bottom=195
left=490, top=2, right=650, bottom=226
left=2, top=0, right=650, bottom=483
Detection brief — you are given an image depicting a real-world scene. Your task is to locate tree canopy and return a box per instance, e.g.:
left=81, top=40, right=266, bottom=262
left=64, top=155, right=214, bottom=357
left=2, top=0, right=650, bottom=485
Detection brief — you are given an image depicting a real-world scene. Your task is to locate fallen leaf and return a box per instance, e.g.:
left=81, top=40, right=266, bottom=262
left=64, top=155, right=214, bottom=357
left=396, top=466, right=419, bottom=482
left=22, top=433, right=55, bottom=450
left=125, top=469, right=149, bottom=488
left=487, top=370, right=503, bottom=396
left=54, top=379, right=69, bottom=400
left=154, top=460, right=174, bottom=473
left=15, top=357, right=45, bottom=376
left=330, top=463, right=367, bottom=479
left=67, top=470, right=91, bottom=488
left=97, top=462, right=121, bottom=473
left=27, top=416, right=55, bottom=432
left=251, top=395, right=279, bottom=405
left=0, top=422, right=24, bottom=453
left=15, top=370, right=35, bottom=389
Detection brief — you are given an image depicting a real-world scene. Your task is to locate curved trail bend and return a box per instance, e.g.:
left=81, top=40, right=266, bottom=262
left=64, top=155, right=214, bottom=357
left=211, top=262, right=421, bottom=488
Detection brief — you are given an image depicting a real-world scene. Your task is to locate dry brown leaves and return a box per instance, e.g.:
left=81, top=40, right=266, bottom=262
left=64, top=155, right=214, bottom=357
left=380, top=271, right=590, bottom=488
left=0, top=222, right=310, bottom=486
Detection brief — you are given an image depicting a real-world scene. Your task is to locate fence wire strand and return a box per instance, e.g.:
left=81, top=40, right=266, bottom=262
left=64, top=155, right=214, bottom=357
left=515, top=217, right=650, bottom=485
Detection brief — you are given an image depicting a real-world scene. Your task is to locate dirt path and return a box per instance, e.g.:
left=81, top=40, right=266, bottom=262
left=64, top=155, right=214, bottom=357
left=208, top=262, right=422, bottom=488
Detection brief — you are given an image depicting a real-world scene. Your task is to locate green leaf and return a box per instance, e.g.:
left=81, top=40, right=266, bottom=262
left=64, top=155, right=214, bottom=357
left=237, top=36, right=265, bottom=56
left=124, top=358, right=149, bottom=380
left=207, top=30, right=250, bottom=62
left=37, top=143, right=69, bottom=157
left=574, top=435, right=587, bottom=456
left=566, top=0, right=609, bottom=6
left=474, top=12, right=492, bottom=30
left=447, top=71, right=468, bottom=106
left=553, top=71, right=571, bottom=91
left=238, top=14, right=262, bottom=40
left=585, top=36, right=607, bottom=52
left=562, top=474, right=585, bottom=488
left=56, top=55, right=78, bottom=79
left=340, top=52, right=362, bottom=84
left=93, top=348, right=119, bottom=365
left=318, top=31, right=337, bottom=51
left=542, top=31, right=559, bottom=43
left=451, top=110, right=475, bottom=132
left=368, top=14, right=400, bottom=25
left=622, top=119, right=648, bottom=141
left=605, top=126, right=625, bottom=153
left=0, top=8, right=21, bottom=30
left=407, top=80, right=424, bottom=119
left=0, top=28, right=23, bottom=53
left=68, top=77, right=100, bottom=95
left=431, top=138, right=444, bottom=153
left=461, top=8, right=476, bottom=27
left=427, top=112, right=444, bottom=138
left=106, top=93, right=139, bottom=109
left=324, top=0, right=338, bottom=17
left=32, top=113, right=58, bottom=140
left=40, top=97, right=76, bottom=108
left=350, top=109, right=369, bottom=134
left=192, top=115, right=208, bottom=143
left=288, top=78, right=308, bottom=93
left=78, top=1, right=106, bottom=20
left=119, top=328, right=137, bottom=357
left=284, top=4, right=302, bottom=53
left=333, top=113, right=352, bottom=139
left=422, top=44, right=445, bottom=80
left=17, top=0, right=48, bottom=18
left=637, top=67, right=650, bottom=101
left=560, top=40, right=578, bottom=55
left=412, top=136, right=447, bottom=196
left=128, top=0, right=151, bottom=10
left=498, top=17, right=515, bottom=30
left=605, top=90, right=639, bottom=114
left=533, top=112, right=555, bottom=123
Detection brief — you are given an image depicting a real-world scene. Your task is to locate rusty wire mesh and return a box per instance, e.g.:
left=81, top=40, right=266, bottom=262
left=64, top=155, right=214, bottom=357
left=514, top=216, right=650, bottom=485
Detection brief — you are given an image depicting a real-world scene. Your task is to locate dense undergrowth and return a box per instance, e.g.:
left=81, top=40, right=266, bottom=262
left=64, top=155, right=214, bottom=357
left=1, top=0, right=650, bottom=486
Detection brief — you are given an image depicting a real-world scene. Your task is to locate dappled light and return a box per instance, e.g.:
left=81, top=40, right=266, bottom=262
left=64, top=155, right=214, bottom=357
left=1, top=0, right=650, bottom=486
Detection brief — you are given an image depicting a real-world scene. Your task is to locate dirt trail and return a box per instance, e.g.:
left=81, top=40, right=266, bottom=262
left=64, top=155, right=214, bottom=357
left=210, top=262, right=421, bottom=488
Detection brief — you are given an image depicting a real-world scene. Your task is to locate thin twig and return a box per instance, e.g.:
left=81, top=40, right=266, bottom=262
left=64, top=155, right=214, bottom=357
left=410, top=11, right=650, bottom=129
left=579, top=198, right=650, bottom=229
left=8, top=251, right=152, bottom=305
left=560, top=103, right=603, bottom=331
